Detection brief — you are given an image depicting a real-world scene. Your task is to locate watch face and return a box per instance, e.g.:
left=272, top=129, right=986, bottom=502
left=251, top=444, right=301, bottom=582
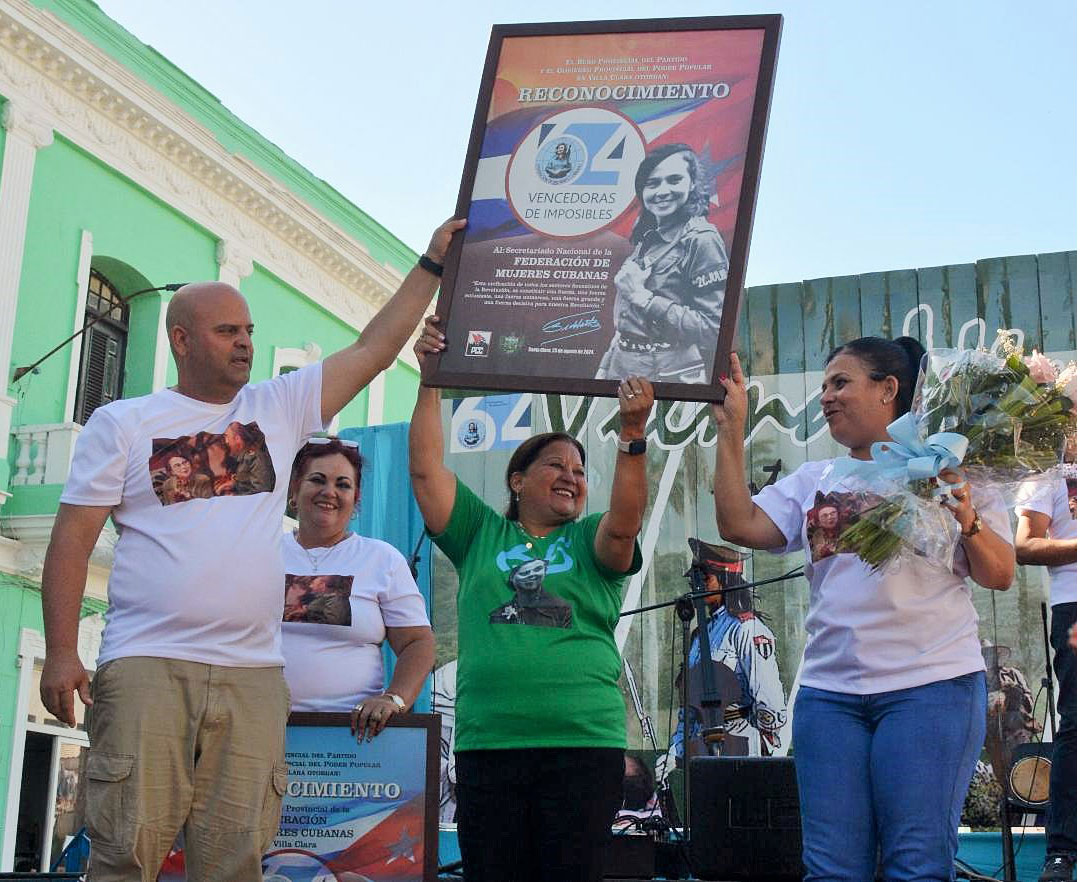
left=621, top=438, right=646, bottom=455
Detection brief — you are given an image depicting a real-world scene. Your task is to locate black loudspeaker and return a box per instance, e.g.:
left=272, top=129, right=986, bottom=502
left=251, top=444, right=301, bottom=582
left=688, top=756, right=803, bottom=881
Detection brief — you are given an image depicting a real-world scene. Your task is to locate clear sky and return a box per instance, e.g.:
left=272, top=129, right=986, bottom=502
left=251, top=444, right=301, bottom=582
left=93, top=0, right=1076, bottom=288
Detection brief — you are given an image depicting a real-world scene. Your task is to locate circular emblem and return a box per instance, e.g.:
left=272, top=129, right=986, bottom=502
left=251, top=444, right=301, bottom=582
left=535, top=135, right=586, bottom=185
left=507, top=107, right=646, bottom=238
left=457, top=419, right=486, bottom=450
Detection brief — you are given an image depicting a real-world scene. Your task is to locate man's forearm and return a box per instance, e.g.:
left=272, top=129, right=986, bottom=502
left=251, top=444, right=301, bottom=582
left=354, top=267, right=442, bottom=372
left=41, top=543, right=91, bottom=653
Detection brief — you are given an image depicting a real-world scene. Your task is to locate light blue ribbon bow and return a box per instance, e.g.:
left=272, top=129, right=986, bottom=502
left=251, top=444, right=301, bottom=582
left=831, top=413, right=968, bottom=490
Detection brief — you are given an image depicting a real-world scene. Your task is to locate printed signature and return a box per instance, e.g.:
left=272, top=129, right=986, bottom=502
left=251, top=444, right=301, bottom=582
left=541, top=311, right=602, bottom=342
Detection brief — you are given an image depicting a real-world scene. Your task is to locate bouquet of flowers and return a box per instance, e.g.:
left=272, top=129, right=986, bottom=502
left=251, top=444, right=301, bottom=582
left=916, top=333, right=1075, bottom=482
left=837, top=333, right=1076, bottom=571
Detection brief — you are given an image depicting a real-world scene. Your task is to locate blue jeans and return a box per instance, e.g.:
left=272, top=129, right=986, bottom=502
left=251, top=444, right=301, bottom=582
left=793, top=672, right=986, bottom=881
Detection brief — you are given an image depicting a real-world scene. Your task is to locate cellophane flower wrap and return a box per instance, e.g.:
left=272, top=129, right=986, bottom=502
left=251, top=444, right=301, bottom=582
left=836, top=334, right=1076, bottom=571
left=915, top=336, right=1075, bottom=487
left=824, top=463, right=966, bottom=574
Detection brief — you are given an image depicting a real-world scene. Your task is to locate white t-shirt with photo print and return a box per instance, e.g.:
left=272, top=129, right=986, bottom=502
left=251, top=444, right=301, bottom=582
left=754, top=458, right=1011, bottom=695
left=60, top=364, right=324, bottom=668
left=280, top=531, right=430, bottom=711
left=1014, top=475, right=1077, bottom=608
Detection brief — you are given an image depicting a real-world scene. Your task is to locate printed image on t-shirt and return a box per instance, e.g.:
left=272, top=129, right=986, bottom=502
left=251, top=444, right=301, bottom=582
left=283, top=574, right=353, bottom=625
left=806, top=489, right=885, bottom=563
left=1067, top=478, right=1077, bottom=520
left=489, top=558, right=573, bottom=628
left=150, top=420, right=275, bottom=506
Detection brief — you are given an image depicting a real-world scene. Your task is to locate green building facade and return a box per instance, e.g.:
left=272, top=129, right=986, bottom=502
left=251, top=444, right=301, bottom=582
left=0, top=0, right=426, bottom=870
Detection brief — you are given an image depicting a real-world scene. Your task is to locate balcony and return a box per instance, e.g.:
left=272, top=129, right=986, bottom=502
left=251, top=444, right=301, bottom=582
left=10, top=422, right=83, bottom=487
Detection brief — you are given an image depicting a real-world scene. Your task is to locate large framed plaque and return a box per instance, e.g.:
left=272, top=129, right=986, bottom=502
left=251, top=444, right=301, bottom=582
left=427, top=16, right=781, bottom=402
left=263, top=713, right=440, bottom=882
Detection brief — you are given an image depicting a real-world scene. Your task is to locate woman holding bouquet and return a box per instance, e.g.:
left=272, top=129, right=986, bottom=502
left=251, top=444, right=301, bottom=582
left=712, top=336, right=1015, bottom=882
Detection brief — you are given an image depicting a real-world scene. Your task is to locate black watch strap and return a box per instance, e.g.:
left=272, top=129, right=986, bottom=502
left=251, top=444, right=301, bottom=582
left=617, top=438, right=647, bottom=455
left=417, top=254, right=444, bottom=277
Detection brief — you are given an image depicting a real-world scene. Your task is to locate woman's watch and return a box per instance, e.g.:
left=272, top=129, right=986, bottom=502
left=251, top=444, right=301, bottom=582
left=382, top=692, right=407, bottom=712
left=961, top=511, right=983, bottom=538
left=617, top=437, right=647, bottom=455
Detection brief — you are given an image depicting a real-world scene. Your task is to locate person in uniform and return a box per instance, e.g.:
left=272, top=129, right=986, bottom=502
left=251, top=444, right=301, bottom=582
left=595, top=142, right=729, bottom=385
left=657, top=539, right=788, bottom=785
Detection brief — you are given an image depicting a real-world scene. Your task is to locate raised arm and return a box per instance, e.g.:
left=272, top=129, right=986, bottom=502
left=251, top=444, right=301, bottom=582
left=321, top=218, right=466, bottom=424
left=40, top=502, right=112, bottom=726
left=1015, top=509, right=1077, bottom=567
left=407, top=316, right=457, bottom=534
left=712, top=353, right=787, bottom=550
left=594, top=377, right=653, bottom=574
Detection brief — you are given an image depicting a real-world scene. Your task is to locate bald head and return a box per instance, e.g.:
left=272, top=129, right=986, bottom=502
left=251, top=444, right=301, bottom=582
left=166, top=282, right=247, bottom=336
left=167, top=282, right=255, bottom=403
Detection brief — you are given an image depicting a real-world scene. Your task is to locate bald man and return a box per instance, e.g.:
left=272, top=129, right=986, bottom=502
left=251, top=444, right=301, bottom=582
left=39, top=218, right=463, bottom=882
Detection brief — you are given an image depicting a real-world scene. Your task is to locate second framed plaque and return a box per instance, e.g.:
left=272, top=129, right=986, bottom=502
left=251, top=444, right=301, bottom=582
left=264, top=713, right=440, bottom=882
left=427, top=15, right=782, bottom=402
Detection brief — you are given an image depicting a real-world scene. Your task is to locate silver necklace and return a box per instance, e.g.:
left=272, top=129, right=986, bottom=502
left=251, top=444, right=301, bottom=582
left=295, top=531, right=346, bottom=572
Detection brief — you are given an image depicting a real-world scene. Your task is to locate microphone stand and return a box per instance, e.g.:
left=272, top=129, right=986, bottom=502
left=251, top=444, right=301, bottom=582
left=688, top=565, right=728, bottom=758
left=674, top=592, right=695, bottom=834
left=1041, top=602, right=1057, bottom=739
left=620, top=566, right=801, bottom=840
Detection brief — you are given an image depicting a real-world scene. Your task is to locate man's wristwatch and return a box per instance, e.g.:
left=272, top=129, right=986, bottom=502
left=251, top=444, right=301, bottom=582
left=617, top=437, right=647, bottom=455
left=961, top=511, right=983, bottom=538
left=382, top=692, right=407, bottom=712
left=417, top=254, right=443, bottom=277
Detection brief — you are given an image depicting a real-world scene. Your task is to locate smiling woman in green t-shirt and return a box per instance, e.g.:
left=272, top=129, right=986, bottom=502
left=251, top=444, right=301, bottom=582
left=410, top=316, right=651, bottom=882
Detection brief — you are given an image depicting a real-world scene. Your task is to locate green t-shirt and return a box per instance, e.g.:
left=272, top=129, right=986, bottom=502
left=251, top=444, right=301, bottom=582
left=432, top=479, right=642, bottom=750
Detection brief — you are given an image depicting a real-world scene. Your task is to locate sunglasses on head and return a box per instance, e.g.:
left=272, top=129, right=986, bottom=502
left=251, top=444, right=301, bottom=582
left=304, top=436, right=359, bottom=449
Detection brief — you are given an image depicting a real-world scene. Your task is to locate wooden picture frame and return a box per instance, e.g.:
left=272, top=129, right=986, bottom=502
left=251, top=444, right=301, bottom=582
left=426, top=16, right=782, bottom=402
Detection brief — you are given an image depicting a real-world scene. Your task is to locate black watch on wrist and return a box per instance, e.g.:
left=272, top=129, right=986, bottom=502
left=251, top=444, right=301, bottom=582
left=617, top=438, right=647, bottom=455
left=417, top=254, right=443, bottom=277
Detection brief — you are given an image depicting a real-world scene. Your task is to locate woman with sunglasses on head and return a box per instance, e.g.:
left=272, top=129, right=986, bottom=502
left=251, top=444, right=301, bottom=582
left=711, top=338, right=1016, bottom=882
left=280, top=436, right=435, bottom=739
left=410, top=316, right=652, bottom=882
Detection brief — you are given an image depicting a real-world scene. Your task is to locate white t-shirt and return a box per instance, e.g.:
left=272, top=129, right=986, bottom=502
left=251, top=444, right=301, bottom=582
left=1014, top=475, right=1077, bottom=608
left=61, top=365, right=324, bottom=668
left=280, top=531, right=430, bottom=711
left=754, top=458, right=1011, bottom=695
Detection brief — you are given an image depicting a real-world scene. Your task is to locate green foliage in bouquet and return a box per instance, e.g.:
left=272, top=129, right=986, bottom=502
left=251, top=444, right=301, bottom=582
left=836, top=479, right=946, bottom=571
left=836, top=498, right=905, bottom=570
left=918, top=334, right=1075, bottom=478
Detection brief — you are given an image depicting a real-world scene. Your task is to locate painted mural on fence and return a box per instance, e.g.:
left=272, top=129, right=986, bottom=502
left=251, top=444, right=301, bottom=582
left=431, top=254, right=1077, bottom=826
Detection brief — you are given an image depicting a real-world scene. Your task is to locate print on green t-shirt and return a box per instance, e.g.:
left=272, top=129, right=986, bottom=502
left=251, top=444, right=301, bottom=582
left=431, top=480, right=641, bottom=750
left=488, top=557, right=573, bottom=628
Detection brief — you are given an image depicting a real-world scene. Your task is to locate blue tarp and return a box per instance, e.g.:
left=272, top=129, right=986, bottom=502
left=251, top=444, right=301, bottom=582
left=340, top=422, right=433, bottom=712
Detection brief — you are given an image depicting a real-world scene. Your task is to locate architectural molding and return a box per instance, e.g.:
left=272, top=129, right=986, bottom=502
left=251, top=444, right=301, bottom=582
left=271, top=342, right=322, bottom=377
left=0, top=97, right=54, bottom=148
left=63, top=229, right=93, bottom=421
left=216, top=238, right=254, bottom=286
left=0, top=0, right=410, bottom=336
left=0, top=512, right=115, bottom=589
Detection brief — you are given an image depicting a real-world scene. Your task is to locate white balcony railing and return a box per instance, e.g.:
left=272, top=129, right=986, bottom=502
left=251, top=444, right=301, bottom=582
left=11, top=422, right=83, bottom=486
